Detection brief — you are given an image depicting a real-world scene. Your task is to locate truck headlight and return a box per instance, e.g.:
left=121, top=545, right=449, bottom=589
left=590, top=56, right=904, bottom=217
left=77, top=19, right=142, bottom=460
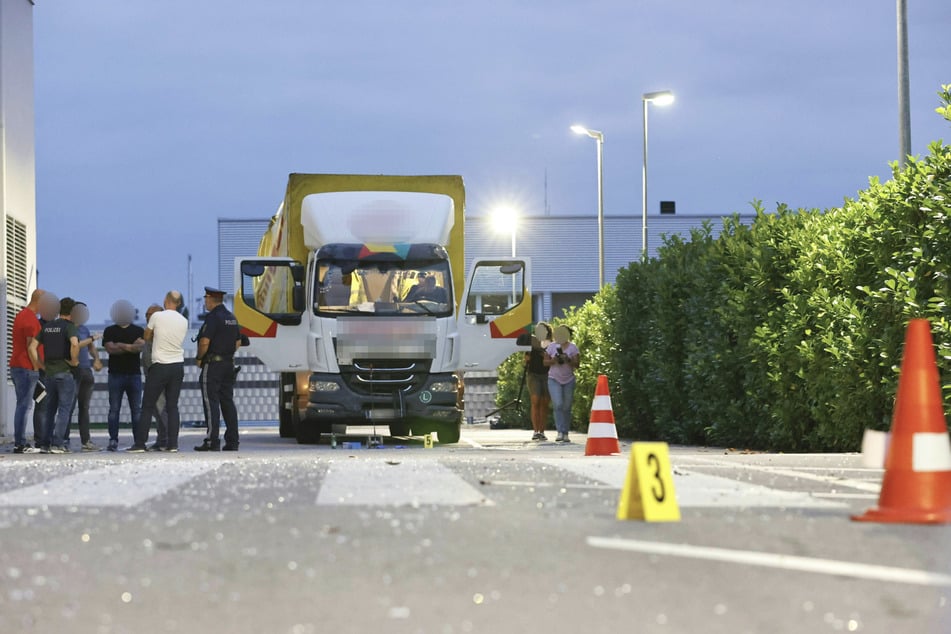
left=429, top=381, right=456, bottom=393
left=309, top=379, right=340, bottom=393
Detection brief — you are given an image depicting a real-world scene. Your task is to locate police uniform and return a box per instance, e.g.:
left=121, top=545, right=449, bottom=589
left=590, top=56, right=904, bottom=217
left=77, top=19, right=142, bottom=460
left=195, top=287, right=242, bottom=451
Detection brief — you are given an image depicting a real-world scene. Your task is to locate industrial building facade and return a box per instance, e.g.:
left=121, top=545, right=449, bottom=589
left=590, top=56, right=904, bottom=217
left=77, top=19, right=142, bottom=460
left=219, top=213, right=753, bottom=321
left=218, top=212, right=753, bottom=420
left=0, top=0, right=39, bottom=438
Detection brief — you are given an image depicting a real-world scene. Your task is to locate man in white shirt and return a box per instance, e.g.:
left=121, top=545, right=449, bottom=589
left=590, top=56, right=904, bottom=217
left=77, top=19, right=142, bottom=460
left=128, top=291, right=188, bottom=452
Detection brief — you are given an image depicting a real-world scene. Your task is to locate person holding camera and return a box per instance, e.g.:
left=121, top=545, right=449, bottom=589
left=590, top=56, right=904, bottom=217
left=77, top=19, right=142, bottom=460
left=525, top=322, right=552, bottom=441
left=544, top=325, right=580, bottom=443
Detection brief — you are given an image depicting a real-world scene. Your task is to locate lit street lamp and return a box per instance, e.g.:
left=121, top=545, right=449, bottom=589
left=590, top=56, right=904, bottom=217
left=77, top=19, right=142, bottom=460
left=571, top=124, right=605, bottom=288
left=491, top=207, right=518, bottom=257
left=641, top=90, right=675, bottom=260
left=491, top=207, right=519, bottom=305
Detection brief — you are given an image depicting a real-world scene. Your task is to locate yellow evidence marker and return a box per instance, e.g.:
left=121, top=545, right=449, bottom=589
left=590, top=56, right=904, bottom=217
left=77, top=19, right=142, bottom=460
left=616, top=442, right=681, bottom=522
left=423, top=434, right=434, bottom=449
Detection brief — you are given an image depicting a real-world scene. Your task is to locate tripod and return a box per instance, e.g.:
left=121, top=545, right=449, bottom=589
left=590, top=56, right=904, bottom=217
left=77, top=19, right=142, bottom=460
left=486, top=362, right=528, bottom=426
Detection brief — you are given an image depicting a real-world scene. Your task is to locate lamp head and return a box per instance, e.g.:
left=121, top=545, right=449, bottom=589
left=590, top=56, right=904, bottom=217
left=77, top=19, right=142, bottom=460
left=643, top=90, right=675, bottom=106
left=570, top=124, right=603, bottom=140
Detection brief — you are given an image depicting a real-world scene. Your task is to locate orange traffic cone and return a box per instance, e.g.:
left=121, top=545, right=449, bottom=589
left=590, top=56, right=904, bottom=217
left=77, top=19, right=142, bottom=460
left=585, top=375, right=621, bottom=456
left=853, top=319, right=951, bottom=524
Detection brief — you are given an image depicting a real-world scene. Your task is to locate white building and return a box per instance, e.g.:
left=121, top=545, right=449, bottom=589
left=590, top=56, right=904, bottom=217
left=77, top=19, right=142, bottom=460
left=0, top=0, right=39, bottom=437
left=218, top=212, right=755, bottom=320
left=218, top=212, right=754, bottom=420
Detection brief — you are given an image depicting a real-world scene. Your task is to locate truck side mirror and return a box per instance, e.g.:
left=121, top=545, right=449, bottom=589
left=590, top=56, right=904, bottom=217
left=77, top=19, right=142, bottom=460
left=292, top=286, right=306, bottom=312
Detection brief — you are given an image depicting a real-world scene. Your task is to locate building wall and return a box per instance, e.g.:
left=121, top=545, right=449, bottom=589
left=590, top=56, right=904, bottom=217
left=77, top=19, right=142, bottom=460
left=215, top=212, right=755, bottom=422
left=217, top=213, right=753, bottom=303
left=0, top=0, right=39, bottom=438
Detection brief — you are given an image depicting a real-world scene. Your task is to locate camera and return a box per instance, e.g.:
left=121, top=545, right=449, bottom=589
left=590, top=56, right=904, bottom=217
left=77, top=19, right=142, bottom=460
left=556, top=349, right=568, bottom=365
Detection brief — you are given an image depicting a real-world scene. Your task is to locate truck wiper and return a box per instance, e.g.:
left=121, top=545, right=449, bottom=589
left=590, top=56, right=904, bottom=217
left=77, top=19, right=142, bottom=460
left=410, top=301, right=436, bottom=315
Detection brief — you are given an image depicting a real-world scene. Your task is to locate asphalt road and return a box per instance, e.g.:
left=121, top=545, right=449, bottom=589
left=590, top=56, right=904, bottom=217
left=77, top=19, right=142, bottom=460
left=1, top=425, right=949, bottom=634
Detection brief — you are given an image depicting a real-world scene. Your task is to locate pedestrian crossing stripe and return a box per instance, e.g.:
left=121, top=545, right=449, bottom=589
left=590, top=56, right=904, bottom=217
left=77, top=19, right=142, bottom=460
left=0, top=461, right=224, bottom=508
left=0, top=456, right=849, bottom=511
left=315, top=459, right=492, bottom=507
left=532, top=457, right=845, bottom=509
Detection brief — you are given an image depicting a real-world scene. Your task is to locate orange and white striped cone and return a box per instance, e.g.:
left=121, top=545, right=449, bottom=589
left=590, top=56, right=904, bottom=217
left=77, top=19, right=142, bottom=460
left=853, top=319, right=951, bottom=524
left=585, top=375, right=621, bottom=456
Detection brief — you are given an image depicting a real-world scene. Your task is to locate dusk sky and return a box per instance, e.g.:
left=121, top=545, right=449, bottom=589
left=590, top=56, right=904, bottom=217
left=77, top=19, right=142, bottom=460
left=32, top=1, right=950, bottom=322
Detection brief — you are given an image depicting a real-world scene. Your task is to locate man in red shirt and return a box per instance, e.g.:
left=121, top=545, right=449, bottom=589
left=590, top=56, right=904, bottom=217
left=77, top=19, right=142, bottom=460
left=10, top=289, right=46, bottom=453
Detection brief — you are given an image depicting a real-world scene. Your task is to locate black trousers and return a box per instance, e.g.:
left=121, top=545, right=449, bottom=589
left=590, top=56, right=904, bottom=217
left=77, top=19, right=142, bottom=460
left=201, top=361, right=238, bottom=447
left=66, top=367, right=96, bottom=445
left=135, top=362, right=184, bottom=449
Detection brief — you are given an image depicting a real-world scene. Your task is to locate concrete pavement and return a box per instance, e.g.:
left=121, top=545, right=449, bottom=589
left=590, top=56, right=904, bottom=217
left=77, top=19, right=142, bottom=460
left=0, top=425, right=949, bottom=633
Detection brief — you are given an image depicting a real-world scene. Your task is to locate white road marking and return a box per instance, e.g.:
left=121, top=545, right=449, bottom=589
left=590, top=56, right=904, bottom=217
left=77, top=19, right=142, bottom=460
left=533, top=457, right=844, bottom=508
left=676, top=463, right=883, bottom=474
left=678, top=458, right=882, bottom=493
left=316, top=459, right=492, bottom=507
left=586, top=536, right=951, bottom=587
left=0, top=461, right=222, bottom=508
left=811, top=492, right=879, bottom=500
left=479, top=480, right=612, bottom=490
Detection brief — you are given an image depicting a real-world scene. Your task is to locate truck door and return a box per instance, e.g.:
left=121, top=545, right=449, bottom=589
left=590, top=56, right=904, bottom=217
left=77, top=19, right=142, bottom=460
left=457, top=258, right=532, bottom=370
left=233, top=257, right=309, bottom=372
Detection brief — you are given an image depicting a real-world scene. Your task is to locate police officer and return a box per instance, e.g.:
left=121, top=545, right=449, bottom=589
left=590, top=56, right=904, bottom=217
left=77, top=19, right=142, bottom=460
left=194, top=287, right=242, bottom=451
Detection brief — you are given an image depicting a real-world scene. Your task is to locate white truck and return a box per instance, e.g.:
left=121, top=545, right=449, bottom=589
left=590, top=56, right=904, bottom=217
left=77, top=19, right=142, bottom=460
left=234, top=174, right=532, bottom=444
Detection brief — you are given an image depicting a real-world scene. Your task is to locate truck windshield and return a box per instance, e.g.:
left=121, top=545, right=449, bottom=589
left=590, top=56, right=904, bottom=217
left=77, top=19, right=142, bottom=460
left=315, top=259, right=452, bottom=317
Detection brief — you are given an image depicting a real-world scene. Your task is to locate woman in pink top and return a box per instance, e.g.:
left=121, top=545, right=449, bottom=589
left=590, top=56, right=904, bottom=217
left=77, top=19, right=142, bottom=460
left=544, top=325, right=580, bottom=443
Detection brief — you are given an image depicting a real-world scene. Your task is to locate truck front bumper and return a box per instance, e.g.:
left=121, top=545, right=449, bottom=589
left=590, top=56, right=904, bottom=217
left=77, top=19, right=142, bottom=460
left=306, top=372, right=460, bottom=424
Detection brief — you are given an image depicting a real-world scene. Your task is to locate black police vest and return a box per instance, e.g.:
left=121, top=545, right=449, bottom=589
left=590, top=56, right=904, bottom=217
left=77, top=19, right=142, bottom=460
left=42, top=319, right=70, bottom=362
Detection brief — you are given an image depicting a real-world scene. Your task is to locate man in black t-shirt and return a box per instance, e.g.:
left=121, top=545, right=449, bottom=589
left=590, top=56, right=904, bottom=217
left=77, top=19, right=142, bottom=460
left=101, top=300, right=145, bottom=452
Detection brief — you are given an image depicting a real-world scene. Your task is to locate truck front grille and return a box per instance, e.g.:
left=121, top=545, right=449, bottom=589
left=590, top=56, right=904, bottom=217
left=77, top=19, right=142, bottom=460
left=343, top=360, right=431, bottom=396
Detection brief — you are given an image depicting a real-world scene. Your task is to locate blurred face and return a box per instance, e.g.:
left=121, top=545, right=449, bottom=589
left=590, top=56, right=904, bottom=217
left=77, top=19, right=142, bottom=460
left=39, top=295, right=60, bottom=321
left=71, top=304, right=90, bottom=326
left=111, top=300, right=135, bottom=326
left=146, top=308, right=161, bottom=323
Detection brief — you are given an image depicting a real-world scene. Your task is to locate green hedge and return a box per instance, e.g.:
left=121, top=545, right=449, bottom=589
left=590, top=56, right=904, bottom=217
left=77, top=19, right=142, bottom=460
left=494, top=286, right=623, bottom=432
left=494, top=86, right=951, bottom=451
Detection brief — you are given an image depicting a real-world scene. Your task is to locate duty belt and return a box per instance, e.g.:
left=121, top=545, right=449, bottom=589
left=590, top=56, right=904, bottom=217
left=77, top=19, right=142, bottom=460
left=206, top=354, right=233, bottom=363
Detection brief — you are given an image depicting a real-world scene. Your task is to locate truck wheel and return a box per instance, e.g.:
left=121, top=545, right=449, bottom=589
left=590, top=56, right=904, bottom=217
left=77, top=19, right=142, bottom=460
left=296, top=418, right=321, bottom=444
left=278, top=373, right=298, bottom=439
left=388, top=424, right=411, bottom=437
left=437, top=423, right=461, bottom=444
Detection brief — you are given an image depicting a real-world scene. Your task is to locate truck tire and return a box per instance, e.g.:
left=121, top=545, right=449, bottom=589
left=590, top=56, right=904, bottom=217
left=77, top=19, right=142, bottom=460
left=437, top=423, right=461, bottom=444
left=388, top=424, right=411, bottom=437
left=296, top=418, right=322, bottom=444
left=278, top=373, right=298, bottom=439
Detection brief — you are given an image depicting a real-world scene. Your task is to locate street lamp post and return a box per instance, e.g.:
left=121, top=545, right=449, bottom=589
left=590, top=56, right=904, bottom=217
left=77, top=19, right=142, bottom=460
left=641, top=90, right=674, bottom=260
left=897, top=0, right=911, bottom=167
left=571, top=125, right=605, bottom=288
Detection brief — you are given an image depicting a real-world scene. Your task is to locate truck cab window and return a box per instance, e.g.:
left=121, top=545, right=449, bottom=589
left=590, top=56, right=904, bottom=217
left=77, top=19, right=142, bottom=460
left=239, top=261, right=304, bottom=325
left=465, top=261, right=525, bottom=316
left=315, top=257, right=452, bottom=317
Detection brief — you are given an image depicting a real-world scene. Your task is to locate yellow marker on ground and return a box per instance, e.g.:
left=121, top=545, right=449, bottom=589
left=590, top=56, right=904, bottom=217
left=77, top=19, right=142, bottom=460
left=423, top=434, right=434, bottom=449
left=617, top=442, right=681, bottom=522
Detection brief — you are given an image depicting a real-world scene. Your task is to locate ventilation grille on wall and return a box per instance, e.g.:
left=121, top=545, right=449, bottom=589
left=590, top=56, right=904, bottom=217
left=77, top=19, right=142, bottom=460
left=6, top=216, right=28, bottom=303
left=5, top=217, right=30, bottom=378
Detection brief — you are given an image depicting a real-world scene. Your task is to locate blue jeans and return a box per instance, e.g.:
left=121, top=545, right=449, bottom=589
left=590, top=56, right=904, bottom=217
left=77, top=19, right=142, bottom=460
left=44, top=371, right=77, bottom=449
left=108, top=373, right=142, bottom=443
left=548, top=377, right=576, bottom=435
left=11, top=367, right=39, bottom=447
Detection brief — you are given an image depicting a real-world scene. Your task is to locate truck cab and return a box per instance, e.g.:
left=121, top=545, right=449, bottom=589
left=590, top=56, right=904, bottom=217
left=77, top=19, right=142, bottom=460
left=234, top=175, right=531, bottom=444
